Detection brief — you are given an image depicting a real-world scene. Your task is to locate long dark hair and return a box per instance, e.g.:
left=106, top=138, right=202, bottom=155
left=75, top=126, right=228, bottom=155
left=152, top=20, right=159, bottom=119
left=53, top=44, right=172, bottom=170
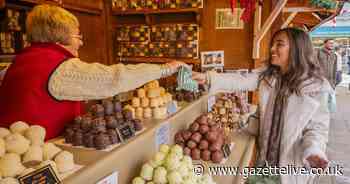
left=259, top=28, right=323, bottom=96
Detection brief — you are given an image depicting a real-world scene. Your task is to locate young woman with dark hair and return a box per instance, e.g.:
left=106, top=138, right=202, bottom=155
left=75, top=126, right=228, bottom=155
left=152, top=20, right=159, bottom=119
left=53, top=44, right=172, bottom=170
left=193, top=28, right=333, bottom=184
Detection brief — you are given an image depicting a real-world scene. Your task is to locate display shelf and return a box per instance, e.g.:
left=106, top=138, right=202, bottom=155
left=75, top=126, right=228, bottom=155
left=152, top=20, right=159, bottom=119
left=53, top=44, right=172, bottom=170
left=117, top=56, right=200, bottom=65
left=59, top=95, right=256, bottom=184
left=112, top=7, right=200, bottom=15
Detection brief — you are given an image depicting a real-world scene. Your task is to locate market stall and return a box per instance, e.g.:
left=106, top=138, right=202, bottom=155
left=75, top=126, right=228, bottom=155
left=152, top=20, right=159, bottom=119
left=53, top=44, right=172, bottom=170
left=0, top=0, right=344, bottom=184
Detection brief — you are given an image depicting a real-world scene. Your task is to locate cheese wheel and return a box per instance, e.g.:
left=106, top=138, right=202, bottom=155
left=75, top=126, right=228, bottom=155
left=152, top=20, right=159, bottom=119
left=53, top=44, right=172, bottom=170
left=43, top=143, right=62, bottom=161
left=5, top=134, right=30, bottom=155
left=137, top=88, right=146, bottom=98
left=147, top=88, right=161, bottom=98
left=23, top=146, right=43, bottom=166
left=143, top=108, right=152, bottom=119
left=9, top=121, right=29, bottom=135
left=141, top=98, right=150, bottom=107
left=135, top=107, right=144, bottom=119
left=0, top=153, right=25, bottom=177
left=132, top=97, right=141, bottom=108
left=150, top=98, right=159, bottom=108
left=0, top=128, right=10, bottom=139
left=24, top=125, right=46, bottom=146
left=159, top=87, right=166, bottom=96
left=157, top=97, right=164, bottom=106
left=54, top=151, right=75, bottom=173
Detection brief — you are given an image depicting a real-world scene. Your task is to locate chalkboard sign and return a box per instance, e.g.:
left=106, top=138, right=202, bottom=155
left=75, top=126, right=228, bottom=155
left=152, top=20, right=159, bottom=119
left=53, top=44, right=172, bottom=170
left=222, top=143, right=232, bottom=158
left=117, top=123, right=135, bottom=141
left=18, top=164, right=61, bottom=184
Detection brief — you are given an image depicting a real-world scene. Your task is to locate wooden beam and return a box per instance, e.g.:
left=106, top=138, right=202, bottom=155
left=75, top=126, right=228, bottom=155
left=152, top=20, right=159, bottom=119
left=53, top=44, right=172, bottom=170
left=253, top=0, right=288, bottom=59
left=311, top=12, right=322, bottom=21
left=283, top=7, right=336, bottom=13
left=281, top=12, right=298, bottom=29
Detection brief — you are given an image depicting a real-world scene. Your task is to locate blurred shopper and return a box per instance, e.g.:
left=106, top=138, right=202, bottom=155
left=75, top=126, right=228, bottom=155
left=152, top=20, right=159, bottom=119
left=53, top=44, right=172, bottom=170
left=335, top=46, right=343, bottom=86
left=317, top=39, right=337, bottom=88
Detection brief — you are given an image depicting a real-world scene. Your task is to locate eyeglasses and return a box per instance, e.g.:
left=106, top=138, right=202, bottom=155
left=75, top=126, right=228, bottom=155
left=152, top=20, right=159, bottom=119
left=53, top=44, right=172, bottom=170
left=71, top=34, right=83, bottom=41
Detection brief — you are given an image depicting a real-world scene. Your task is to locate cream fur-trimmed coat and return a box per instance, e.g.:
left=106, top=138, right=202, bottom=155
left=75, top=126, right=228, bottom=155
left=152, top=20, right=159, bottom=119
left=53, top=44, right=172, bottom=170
left=207, top=68, right=334, bottom=184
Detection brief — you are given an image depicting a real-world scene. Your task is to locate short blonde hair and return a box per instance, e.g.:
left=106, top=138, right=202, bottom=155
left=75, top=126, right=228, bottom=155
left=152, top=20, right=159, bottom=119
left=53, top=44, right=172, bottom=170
left=26, top=4, right=79, bottom=45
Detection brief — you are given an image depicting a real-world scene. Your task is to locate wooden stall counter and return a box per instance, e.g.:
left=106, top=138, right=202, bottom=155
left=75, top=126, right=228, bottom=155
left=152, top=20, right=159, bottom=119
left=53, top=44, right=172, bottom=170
left=55, top=95, right=256, bottom=184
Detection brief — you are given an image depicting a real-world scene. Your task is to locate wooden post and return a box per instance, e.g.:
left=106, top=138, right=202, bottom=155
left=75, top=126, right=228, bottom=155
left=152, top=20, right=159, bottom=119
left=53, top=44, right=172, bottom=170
left=0, top=0, right=5, bottom=9
left=281, top=12, right=298, bottom=29
left=252, top=0, right=287, bottom=59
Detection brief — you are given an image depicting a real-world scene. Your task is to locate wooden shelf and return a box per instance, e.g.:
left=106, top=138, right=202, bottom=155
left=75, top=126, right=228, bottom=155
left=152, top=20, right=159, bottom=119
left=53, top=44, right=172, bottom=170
left=0, top=54, right=15, bottom=59
left=116, top=57, right=200, bottom=65
left=112, top=8, right=201, bottom=16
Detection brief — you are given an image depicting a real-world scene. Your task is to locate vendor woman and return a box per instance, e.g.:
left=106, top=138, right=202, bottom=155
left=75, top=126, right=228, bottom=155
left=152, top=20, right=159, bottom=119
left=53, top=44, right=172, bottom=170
left=0, top=5, right=185, bottom=139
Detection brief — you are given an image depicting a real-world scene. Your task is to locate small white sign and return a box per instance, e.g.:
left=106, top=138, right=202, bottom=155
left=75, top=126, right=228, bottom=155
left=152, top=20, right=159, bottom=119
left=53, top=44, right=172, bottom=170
left=155, top=122, right=170, bottom=150
left=207, top=95, right=216, bottom=112
left=96, top=172, right=118, bottom=184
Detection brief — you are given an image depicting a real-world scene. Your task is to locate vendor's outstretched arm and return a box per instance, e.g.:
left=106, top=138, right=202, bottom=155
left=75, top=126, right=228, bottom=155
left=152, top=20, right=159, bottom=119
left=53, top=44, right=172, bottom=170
left=48, top=58, right=173, bottom=101
left=207, top=68, right=264, bottom=93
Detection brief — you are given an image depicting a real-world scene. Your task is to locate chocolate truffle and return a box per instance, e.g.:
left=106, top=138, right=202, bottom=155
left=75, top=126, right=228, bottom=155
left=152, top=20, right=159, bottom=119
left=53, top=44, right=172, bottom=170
left=94, top=134, right=111, bottom=150
left=64, top=129, right=74, bottom=144
left=72, top=131, right=83, bottom=146
left=107, top=129, right=120, bottom=144
left=91, top=104, right=105, bottom=117
left=81, top=116, right=92, bottom=132
left=133, top=119, right=143, bottom=131
left=83, top=133, right=95, bottom=148
left=123, top=110, right=133, bottom=120
left=113, top=101, right=123, bottom=113
left=105, top=116, right=118, bottom=129
left=91, top=118, right=107, bottom=133
left=103, top=101, right=114, bottom=116
left=115, top=112, right=124, bottom=120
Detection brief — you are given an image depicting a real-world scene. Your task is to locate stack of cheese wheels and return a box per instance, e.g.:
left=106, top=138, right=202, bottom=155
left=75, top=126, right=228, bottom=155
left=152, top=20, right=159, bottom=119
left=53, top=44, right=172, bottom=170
left=0, top=121, right=76, bottom=183
left=129, top=80, right=173, bottom=120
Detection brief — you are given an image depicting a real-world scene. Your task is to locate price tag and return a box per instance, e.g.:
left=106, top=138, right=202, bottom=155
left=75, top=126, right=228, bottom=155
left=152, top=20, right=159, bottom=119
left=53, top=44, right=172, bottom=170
left=207, top=95, right=216, bottom=112
left=167, top=101, right=178, bottom=115
left=155, top=122, right=170, bottom=150
left=96, top=172, right=118, bottom=184
left=116, top=122, right=135, bottom=142
left=18, top=164, right=61, bottom=184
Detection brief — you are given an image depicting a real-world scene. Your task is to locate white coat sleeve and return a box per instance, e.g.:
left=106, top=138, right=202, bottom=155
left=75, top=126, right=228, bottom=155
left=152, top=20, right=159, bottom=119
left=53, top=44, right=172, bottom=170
left=301, top=92, right=330, bottom=167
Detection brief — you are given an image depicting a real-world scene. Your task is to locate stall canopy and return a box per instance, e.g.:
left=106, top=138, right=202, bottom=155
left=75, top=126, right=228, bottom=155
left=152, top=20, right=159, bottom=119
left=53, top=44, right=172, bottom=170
left=310, top=2, right=350, bottom=37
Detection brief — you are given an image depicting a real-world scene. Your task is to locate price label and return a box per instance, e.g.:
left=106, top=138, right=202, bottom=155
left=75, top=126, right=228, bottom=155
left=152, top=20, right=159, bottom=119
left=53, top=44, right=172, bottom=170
left=96, top=172, right=118, bottom=184
left=207, top=95, right=216, bottom=112
left=167, top=101, right=178, bottom=115
left=117, top=122, right=135, bottom=142
left=155, top=122, right=170, bottom=150
left=18, top=164, right=61, bottom=184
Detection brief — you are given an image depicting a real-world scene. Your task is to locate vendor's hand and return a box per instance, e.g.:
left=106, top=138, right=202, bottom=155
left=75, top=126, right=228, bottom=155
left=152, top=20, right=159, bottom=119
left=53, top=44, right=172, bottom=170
left=166, top=61, right=189, bottom=72
left=192, top=71, right=207, bottom=85
left=306, top=155, right=328, bottom=169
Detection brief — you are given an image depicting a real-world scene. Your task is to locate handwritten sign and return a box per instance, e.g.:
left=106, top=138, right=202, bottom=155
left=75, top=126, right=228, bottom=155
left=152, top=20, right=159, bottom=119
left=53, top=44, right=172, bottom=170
left=18, top=164, right=61, bottom=184
left=207, top=95, right=216, bottom=112
left=117, top=122, right=135, bottom=141
left=96, top=172, right=118, bottom=184
left=155, top=122, right=170, bottom=150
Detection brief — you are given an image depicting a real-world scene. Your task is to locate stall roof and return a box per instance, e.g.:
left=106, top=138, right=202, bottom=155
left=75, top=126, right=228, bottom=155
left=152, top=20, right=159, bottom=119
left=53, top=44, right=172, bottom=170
left=310, top=26, right=350, bottom=37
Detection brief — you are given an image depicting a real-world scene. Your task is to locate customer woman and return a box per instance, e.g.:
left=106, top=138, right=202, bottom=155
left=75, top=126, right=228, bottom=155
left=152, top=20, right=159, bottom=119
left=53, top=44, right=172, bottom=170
left=0, top=4, right=185, bottom=139
left=193, top=28, right=332, bottom=184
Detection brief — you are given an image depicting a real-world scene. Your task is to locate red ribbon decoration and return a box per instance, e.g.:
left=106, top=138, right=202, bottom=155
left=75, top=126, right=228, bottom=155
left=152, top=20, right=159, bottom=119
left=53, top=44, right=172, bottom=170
left=232, top=0, right=256, bottom=23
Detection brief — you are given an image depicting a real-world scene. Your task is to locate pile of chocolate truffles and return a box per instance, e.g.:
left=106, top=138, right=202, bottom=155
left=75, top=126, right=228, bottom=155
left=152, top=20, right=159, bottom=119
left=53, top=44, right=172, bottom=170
left=166, top=85, right=206, bottom=103
left=64, top=100, right=143, bottom=150
left=174, top=114, right=227, bottom=163
left=210, top=93, right=250, bottom=131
